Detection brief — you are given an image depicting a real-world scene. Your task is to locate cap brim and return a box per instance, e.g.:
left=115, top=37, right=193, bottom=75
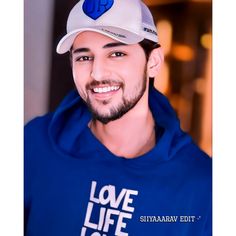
left=56, top=26, right=144, bottom=54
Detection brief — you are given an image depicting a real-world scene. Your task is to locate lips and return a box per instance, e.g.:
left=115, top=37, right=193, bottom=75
left=92, top=85, right=120, bottom=94
left=88, top=84, right=121, bottom=101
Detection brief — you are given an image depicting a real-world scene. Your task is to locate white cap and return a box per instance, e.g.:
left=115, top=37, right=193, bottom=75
left=56, top=0, right=158, bottom=54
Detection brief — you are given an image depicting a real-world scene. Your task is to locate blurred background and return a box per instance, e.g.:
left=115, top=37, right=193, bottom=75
left=24, top=0, right=212, bottom=156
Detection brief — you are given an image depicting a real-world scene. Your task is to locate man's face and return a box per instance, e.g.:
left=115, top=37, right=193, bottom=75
left=71, top=31, right=148, bottom=124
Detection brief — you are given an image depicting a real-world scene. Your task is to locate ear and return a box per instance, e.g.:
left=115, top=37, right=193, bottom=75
left=147, top=47, right=164, bottom=78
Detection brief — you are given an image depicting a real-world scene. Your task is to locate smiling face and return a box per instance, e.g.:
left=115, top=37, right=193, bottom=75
left=71, top=31, right=148, bottom=124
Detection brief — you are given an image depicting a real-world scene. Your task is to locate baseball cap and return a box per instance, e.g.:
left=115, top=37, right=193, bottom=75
left=56, top=0, right=158, bottom=54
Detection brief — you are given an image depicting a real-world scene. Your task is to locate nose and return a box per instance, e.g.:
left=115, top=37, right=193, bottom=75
left=91, top=57, right=111, bottom=81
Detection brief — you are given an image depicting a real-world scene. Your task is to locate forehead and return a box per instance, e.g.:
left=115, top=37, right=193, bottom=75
left=72, top=31, right=140, bottom=51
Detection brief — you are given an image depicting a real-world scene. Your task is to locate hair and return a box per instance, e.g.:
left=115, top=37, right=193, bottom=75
left=139, top=39, right=161, bottom=61
left=139, top=39, right=161, bottom=87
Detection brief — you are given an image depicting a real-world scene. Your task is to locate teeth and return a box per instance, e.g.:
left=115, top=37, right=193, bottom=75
left=93, top=86, right=120, bottom=93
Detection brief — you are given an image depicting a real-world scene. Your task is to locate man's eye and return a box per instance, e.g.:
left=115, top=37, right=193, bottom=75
left=76, top=56, right=92, bottom=62
left=110, top=52, right=126, bottom=57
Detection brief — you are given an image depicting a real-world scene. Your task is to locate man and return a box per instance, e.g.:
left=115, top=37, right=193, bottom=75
left=24, top=0, right=212, bottom=235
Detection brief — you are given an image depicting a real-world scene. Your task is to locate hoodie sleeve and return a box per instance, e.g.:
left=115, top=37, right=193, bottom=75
left=24, top=120, right=34, bottom=233
left=203, top=196, right=212, bottom=236
left=24, top=115, right=53, bottom=233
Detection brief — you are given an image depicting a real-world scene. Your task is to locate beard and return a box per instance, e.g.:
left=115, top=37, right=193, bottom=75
left=84, top=74, right=147, bottom=124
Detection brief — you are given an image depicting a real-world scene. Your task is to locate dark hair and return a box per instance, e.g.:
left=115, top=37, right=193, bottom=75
left=139, top=39, right=161, bottom=86
left=139, top=39, right=161, bottom=61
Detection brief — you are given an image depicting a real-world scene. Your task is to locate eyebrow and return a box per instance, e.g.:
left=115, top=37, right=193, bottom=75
left=73, top=42, right=127, bottom=54
left=73, top=48, right=90, bottom=54
left=103, top=42, right=127, bottom=48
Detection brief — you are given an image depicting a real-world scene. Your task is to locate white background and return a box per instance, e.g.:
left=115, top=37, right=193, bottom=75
left=0, top=0, right=236, bottom=235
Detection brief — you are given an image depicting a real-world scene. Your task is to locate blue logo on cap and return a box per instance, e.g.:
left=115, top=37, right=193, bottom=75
left=82, top=0, right=114, bottom=20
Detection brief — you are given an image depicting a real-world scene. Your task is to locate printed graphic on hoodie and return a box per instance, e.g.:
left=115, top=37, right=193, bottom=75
left=81, top=181, right=139, bottom=236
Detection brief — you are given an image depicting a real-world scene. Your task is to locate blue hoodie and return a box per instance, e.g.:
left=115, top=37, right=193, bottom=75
left=24, top=88, right=212, bottom=236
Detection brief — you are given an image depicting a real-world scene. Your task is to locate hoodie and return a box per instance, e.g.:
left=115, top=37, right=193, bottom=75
left=24, top=87, right=212, bottom=236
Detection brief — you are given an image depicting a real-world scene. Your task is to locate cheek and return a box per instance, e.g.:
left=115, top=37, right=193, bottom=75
left=72, top=65, right=89, bottom=86
left=72, top=66, right=90, bottom=98
left=72, top=70, right=82, bottom=88
left=122, top=62, right=146, bottom=88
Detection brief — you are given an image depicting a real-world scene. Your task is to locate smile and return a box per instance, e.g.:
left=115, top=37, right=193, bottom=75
left=92, top=86, right=120, bottom=94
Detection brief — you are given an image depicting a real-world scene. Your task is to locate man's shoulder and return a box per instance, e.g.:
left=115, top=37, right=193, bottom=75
left=184, top=142, right=212, bottom=166
left=172, top=141, right=212, bottom=182
left=24, top=113, right=54, bottom=139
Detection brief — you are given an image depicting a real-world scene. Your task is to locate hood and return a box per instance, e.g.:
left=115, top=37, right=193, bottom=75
left=49, top=87, right=191, bottom=162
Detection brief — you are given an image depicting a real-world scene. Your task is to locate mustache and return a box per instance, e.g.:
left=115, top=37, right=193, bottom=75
left=86, top=80, right=124, bottom=90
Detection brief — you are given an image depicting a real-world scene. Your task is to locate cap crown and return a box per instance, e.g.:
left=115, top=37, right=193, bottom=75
left=57, top=0, right=158, bottom=54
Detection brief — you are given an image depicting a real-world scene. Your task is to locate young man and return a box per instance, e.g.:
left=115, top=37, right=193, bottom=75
left=24, top=0, right=212, bottom=235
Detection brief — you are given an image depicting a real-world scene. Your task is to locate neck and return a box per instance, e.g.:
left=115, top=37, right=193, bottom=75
left=89, top=93, right=156, bottom=159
